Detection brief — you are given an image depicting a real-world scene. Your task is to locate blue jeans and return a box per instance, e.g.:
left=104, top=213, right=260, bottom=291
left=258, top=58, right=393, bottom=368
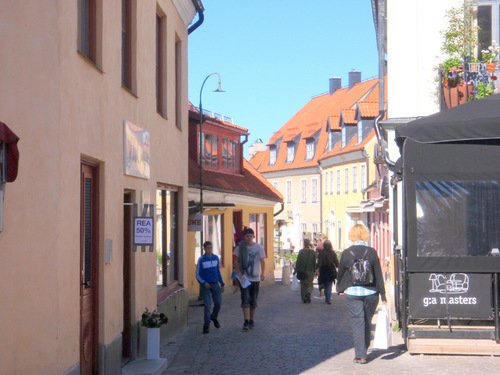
left=201, top=283, right=222, bottom=327
left=324, top=281, right=333, bottom=303
left=344, top=294, right=379, bottom=359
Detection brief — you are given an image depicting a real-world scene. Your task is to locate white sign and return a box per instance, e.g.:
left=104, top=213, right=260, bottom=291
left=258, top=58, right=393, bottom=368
left=188, top=213, right=203, bottom=232
left=134, top=217, right=154, bottom=245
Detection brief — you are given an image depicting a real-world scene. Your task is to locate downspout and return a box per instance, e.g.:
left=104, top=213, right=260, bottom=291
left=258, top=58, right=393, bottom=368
left=274, top=202, right=284, bottom=217
left=317, top=160, right=323, bottom=234
left=188, top=0, right=205, bottom=35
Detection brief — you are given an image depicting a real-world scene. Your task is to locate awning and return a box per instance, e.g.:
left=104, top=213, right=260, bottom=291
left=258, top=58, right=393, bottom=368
left=0, top=122, right=20, bottom=183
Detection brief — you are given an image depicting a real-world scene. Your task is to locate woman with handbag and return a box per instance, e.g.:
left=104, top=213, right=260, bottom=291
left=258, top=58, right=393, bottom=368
left=295, top=238, right=316, bottom=303
left=336, top=223, right=386, bottom=364
left=316, top=240, right=339, bottom=304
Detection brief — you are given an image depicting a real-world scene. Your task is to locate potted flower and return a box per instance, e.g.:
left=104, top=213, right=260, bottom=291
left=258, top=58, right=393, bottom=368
left=141, top=308, right=168, bottom=360
left=481, top=40, right=500, bottom=72
left=442, top=57, right=464, bottom=87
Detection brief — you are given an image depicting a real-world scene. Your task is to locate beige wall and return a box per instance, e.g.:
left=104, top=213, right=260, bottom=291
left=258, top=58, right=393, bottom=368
left=0, top=1, right=192, bottom=373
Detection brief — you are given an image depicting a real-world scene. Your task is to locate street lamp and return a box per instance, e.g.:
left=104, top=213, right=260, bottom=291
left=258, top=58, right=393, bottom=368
left=199, top=72, right=225, bottom=245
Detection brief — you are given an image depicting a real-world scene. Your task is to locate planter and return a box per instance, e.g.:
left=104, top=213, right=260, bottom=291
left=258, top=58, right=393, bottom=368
left=147, top=327, right=160, bottom=360
left=486, top=62, right=497, bottom=73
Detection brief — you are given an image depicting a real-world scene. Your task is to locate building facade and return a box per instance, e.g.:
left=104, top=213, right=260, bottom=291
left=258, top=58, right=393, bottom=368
left=0, top=1, right=200, bottom=374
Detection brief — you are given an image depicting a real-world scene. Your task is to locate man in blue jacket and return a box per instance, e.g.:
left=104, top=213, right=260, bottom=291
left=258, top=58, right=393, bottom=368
left=196, top=241, right=225, bottom=334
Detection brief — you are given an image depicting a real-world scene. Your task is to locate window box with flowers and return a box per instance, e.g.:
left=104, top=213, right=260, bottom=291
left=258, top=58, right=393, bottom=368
left=141, top=308, right=168, bottom=360
left=442, top=57, right=465, bottom=87
left=481, top=40, right=500, bottom=72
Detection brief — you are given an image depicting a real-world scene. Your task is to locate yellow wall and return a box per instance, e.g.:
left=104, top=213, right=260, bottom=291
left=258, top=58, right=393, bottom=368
left=186, top=204, right=277, bottom=297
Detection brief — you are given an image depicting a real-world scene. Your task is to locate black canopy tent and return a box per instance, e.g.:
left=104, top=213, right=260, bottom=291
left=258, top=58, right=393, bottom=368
left=394, top=94, right=500, bottom=273
left=392, top=95, right=500, bottom=353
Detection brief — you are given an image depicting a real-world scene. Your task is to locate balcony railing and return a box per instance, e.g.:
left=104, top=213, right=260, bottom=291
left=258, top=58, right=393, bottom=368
left=440, top=60, right=499, bottom=110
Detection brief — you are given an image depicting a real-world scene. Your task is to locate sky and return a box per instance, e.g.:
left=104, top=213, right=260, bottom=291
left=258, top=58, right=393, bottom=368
left=188, top=0, right=379, bottom=158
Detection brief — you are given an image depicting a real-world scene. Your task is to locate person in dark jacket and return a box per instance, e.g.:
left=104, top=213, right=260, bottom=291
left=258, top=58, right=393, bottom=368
left=196, top=241, right=225, bottom=334
left=316, top=240, right=339, bottom=304
left=336, top=223, right=386, bottom=364
left=295, top=238, right=316, bottom=303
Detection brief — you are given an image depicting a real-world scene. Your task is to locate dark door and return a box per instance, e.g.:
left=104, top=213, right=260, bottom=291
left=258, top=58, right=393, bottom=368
left=122, top=192, right=133, bottom=360
left=80, top=163, right=99, bottom=374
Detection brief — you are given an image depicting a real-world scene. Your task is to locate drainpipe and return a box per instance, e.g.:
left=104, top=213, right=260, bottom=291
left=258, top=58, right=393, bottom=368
left=188, top=0, right=205, bottom=35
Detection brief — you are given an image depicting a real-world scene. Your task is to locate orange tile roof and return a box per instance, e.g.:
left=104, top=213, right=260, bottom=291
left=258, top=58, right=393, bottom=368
left=251, top=78, right=380, bottom=173
left=358, top=101, right=379, bottom=117
left=341, top=108, right=357, bottom=124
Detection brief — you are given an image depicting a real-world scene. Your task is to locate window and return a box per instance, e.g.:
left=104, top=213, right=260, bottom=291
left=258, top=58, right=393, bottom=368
left=325, top=171, right=329, bottom=195
left=204, top=215, right=223, bottom=258
left=201, top=133, right=218, bottom=167
left=337, top=219, right=342, bottom=250
left=222, top=138, right=239, bottom=171
left=78, top=0, right=97, bottom=63
left=300, top=179, right=307, bottom=203
left=286, top=180, right=292, bottom=204
left=250, top=213, right=266, bottom=249
left=305, top=139, right=315, bottom=160
left=352, top=165, right=358, bottom=193
left=286, top=142, right=295, bottom=163
left=175, top=36, right=182, bottom=129
left=344, top=167, right=349, bottom=194
left=156, top=11, right=166, bottom=116
left=328, top=130, right=333, bottom=151
left=341, top=126, right=346, bottom=147
left=156, top=187, right=179, bottom=287
left=330, top=170, right=334, bottom=194
left=360, top=163, right=367, bottom=190
left=269, top=146, right=277, bottom=165
left=273, top=181, right=279, bottom=191
left=336, top=169, right=341, bottom=194
left=477, top=1, right=500, bottom=57
left=122, top=0, right=133, bottom=90
left=311, top=178, right=318, bottom=203
left=312, top=223, right=319, bottom=234
left=301, top=223, right=307, bottom=233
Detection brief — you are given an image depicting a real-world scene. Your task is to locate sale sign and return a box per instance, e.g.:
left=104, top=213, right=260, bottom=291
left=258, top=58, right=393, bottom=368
left=134, top=217, right=154, bottom=245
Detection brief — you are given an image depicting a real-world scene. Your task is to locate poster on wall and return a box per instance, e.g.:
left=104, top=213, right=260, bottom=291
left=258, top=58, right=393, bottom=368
left=124, top=120, right=150, bottom=179
left=408, top=273, right=492, bottom=319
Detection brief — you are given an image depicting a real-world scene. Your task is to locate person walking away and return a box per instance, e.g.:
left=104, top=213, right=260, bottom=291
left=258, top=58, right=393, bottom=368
left=317, top=240, right=339, bottom=304
left=295, top=238, right=316, bottom=303
left=196, top=241, right=225, bottom=334
left=233, top=228, right=266, bottom=331
left=315, top=235, right=328, bottom=296
left=336, top=223, right=386, bottom=364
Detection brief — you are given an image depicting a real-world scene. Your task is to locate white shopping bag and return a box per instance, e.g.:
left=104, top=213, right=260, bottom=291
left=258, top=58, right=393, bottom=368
left=291, top=274, right=299, bottom=292
left=373, top=305, right=392, bottom=349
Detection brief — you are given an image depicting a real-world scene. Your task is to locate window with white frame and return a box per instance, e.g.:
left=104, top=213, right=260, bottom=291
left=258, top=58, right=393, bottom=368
left=301, top=222, right=307, bottom=233
left=330, top=170, right=334, bottom=194
left=360, top=163, right=367, bottom=190
left=286, top=180, right=292, bottom=203
left=352, top=165, right=358, bottom=193
left=337, top=219, right=342, bottom=250
left=344, top=167, right=349, bottom=194
left=286, top=142, right=295, bottom=163
left=336, top=169, right=341, bottom=194
left=311, top=178, right=318, bottom=203
left=312, top=223, right=319, bottom=234
left=477, top=1, right=500, bottom=58
left=328, top=130, right=334, bottom=151
left=341, top=126, right=346, bottom=147
left=273, top=181, right=279, bottom=191
left=269, top=145, right=277, bottom=165
left=325, top=171, right=329, bottom=195
left=300, top=178, right=307, bottom=203
left=305, top=139, right=315, bottom=160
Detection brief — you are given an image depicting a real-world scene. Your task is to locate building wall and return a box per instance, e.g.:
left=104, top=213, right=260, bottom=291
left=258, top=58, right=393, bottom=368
left=266, top=169, right=321, bottom=250
left=387, top=0, right=459, bottom=119
left=0, top=1, right=193, bottom=373
left=186, top=203, right=278, bottom=298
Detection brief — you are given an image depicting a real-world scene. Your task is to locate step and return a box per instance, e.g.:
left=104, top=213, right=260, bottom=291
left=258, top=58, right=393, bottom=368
left=122, top=358, right=167, bottom=375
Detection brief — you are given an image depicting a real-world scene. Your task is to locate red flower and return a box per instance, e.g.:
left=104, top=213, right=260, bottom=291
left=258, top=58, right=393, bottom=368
left=491, top=75, right=498, bottom=80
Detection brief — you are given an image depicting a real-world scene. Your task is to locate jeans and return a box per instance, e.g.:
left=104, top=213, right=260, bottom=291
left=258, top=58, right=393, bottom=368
left=324, top=281, right=333, bottom=303
left=344, top=293, right=379, bottom=359
left=240, top=281, right=260, bottom=309
left=201, top=283, right=222, bottom=327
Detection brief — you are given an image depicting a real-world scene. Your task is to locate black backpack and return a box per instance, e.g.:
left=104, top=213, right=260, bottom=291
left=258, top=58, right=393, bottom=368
left=349, top=248, right=374, bottom=285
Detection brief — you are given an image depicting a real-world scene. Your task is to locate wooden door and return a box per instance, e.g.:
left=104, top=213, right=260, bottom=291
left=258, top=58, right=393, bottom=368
left=80, top=163, right=99, bottom=374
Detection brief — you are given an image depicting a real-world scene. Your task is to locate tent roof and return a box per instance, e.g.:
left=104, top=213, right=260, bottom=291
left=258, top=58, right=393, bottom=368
left=395, top=94, right=500, bottom=148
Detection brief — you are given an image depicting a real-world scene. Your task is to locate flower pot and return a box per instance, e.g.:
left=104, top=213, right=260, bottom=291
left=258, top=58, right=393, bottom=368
left=486, top=62, right=496, bottom=73
left=147, top=327, right=160, bottom=360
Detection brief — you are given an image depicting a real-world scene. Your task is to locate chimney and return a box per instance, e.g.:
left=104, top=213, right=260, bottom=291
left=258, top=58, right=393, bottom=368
left=249, top=139, right=266, bottom=159
left=349, top=69, right=361, bottom=88
left=329, top=77, right=341, bottom=95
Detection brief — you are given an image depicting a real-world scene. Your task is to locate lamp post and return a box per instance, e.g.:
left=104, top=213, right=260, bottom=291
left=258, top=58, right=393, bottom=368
left=199, top=72, right=224, bottom=245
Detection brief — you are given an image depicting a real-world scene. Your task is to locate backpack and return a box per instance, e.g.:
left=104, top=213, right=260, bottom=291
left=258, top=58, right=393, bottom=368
left=349, top=248, right=374, bottom=285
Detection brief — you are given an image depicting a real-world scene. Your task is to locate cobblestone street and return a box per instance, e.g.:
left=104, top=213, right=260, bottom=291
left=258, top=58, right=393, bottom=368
left=160, top=269, right=500, bottom=374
